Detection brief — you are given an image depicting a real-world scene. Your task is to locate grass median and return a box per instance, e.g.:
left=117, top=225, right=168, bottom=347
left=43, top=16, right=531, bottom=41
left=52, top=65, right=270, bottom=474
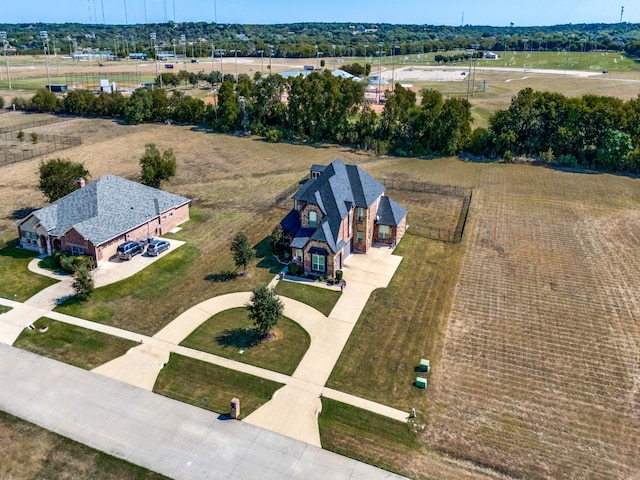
left=13, top=318, right=138, bottom=370
left=274, top=280, right=341, bottom=317
left=180, top=307, right=309, bottom=376
left=154, top=353, right=282, bottom=417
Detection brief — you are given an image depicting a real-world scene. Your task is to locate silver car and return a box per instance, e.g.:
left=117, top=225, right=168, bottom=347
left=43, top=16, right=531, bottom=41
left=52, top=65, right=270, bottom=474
left=147, top=239, right=170, bottom=256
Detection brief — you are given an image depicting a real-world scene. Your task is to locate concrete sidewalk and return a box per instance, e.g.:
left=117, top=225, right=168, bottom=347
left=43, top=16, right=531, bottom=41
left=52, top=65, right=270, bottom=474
left=0, top=344, right=406, bottom=480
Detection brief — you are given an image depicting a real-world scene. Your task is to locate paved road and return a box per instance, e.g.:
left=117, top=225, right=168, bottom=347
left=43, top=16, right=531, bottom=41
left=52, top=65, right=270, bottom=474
left=0, top=344, right=406, bottom=480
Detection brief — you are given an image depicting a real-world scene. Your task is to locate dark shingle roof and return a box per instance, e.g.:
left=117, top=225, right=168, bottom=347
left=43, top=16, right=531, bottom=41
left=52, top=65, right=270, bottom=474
left=29, top=175, right=190, bottom=245
left=292, top=159, right=385, bottom=252
left=376, top=196, right=407, bottom=227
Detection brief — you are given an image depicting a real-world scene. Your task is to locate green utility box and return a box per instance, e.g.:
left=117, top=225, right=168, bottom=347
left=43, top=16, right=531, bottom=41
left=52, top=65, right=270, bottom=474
left=415, top=377, right=427, bottom=389
left=420, top=358, right=430, bottom=372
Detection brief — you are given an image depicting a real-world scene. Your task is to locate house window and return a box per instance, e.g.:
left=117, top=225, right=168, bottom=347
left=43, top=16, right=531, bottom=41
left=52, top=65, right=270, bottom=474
left=71, top=246, right=85, bottom=255
left=295, top=249, right=303, bottom=264
left=357, top=208, right=364, bottom=222
left=378, top=225, right=390, bottom=240
left=357, top=232, right=363, bottom=244
left=348, top=209, right=353, bottom=237
left=294, top=199, right=300, bottom=211
left=309, top=211, right=317, bottom=229
left=312, top=253, right=325, bottom=272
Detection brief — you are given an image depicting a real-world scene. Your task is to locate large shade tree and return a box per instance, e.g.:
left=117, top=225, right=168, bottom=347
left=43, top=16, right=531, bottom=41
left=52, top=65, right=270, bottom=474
left=246, top=285, right=284, bottom=338
left=139, top=143, right=177, bottom=189
left=38, top=158, right=90, bottom=202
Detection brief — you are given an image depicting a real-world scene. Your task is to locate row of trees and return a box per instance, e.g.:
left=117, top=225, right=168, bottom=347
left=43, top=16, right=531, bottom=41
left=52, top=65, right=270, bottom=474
left=17, top=71, right=640, bottom=172
left=470, top=88, right=640, bottom=172
left=4, top=21, right=634, bottom=58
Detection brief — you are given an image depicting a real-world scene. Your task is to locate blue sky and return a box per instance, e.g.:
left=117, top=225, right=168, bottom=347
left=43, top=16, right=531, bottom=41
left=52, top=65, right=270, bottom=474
left=2, top=1, right=636, bottom=26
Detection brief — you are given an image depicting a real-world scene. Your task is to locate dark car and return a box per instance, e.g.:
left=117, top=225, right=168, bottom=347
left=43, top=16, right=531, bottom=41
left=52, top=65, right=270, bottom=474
left=117, top=241, right=143, bottom=260
left=147, top=239, right=170, bottom=257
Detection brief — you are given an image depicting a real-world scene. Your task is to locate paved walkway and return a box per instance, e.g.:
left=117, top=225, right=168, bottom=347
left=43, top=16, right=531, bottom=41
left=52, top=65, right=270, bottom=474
left=0, top=344, right=406, bottom=480
left=0, top=244, right=408, bottom=451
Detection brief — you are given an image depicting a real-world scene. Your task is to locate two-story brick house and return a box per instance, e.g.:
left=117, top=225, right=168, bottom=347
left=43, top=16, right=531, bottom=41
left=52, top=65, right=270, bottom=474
left=279, top=159, right=407, bottom=277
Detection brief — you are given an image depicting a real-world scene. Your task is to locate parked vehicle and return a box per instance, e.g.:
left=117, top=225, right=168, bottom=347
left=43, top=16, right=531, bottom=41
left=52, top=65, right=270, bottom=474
left=147, top=239, right=170, bottom=257
left=117, top=241, right=143, bottom=260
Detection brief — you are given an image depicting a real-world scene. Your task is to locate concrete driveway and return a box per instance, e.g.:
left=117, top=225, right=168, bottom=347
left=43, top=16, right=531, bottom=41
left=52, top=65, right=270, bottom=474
left=24, top=238, right=185, bottom=310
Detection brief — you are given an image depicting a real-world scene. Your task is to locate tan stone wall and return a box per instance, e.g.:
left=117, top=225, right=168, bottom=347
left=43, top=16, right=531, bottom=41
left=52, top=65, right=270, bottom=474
left=300, top=204, right=323, bottom=229
left=303, top=239, right=334, bottom=277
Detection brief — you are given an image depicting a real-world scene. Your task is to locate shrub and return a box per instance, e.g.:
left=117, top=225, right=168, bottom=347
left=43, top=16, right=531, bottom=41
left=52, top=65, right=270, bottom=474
left=556, top=154, right=577, bottom=167
left=12, top=96, right=31, bottom=110
left=30, top=132, right=38, bottom=144
left=288, top=263, right=298, bottom=275
left=539, top=148, right=555, bottom=164
left=265, top=128, right=280, bottom=143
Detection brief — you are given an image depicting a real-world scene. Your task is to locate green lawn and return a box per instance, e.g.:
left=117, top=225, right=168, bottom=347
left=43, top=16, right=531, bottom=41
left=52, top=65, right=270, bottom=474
left=0, top=306, right=11, bottom=315
left=327, top=234, right=463, bottom=412
left=274, top=281, right=341, bottom=316
left=55, top=245, right=200, bottom=335
left=0, top=410, right=169, bottom=480
left=13, top=318, right=138, bottom=370
left=318, top=397, right=418, bottom=477
left=154, top=353, right=282, bottom=418
left=180, top=307, right=309, bottom=375
left=382, top=50, right=640, bottom=73
left=0, top=240, right=58, bottom=302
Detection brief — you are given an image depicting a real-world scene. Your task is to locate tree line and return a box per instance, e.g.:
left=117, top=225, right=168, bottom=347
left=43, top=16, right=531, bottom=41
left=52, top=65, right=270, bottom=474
left=2, top=21, right=635, bottom=59
left=469, top=88, right=640, bottom=172
left=12, top=71, right=640, bottom=173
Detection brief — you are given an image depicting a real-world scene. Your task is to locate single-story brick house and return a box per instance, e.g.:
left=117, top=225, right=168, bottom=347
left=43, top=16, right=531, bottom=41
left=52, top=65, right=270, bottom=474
left=16, top=175, right=190, bottom=266
left=279, top=159, right=407, bottom=277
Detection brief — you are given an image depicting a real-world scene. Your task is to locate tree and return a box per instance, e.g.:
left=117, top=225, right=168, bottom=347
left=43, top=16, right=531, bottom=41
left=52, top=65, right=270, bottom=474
left=30, top=88, right=60, bottom=112
left=246, top=285, right=284, bottom=338
left=72, top=264, right=94, bottom=301
left=38, top=158, right=90, bottom=202
left=139, top=143, right=177, bottom=188
left=231, top=232, right=253, bottom=275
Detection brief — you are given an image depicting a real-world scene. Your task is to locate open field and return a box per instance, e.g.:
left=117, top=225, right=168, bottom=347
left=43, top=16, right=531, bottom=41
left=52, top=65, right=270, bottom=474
left=1, top=51, right=639, bottom=128
left=0, top=113, right=639, bottom=478
left=0, top=410, right=169, bottom=480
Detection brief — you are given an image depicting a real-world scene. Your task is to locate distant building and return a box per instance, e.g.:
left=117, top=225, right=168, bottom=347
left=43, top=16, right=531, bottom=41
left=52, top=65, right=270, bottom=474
left=485, top=51, right=499, bottom=59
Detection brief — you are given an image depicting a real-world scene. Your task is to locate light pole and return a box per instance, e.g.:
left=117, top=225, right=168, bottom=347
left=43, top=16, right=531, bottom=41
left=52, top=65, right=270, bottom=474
left=268, top=45, right=273, bottom=73
left=219, top=48, right=225, bottom=79
left=363, top=44, right=368, bottom=77
left=391, top=45, right=399, bottom=91
left=376, top=42, right=383, bottom=104
left=151, top=32, right=161, bottom=88
left=0, top=32, right=10, bottom=90
left=40, top=31, right=51, bottom=91
left=257, top=50, right=264, bottom=74
left=503, top=34, right=509, bottom=66
left=332, top=44, right=336, bottom=70
left=211, top=42, right=215, bottom=72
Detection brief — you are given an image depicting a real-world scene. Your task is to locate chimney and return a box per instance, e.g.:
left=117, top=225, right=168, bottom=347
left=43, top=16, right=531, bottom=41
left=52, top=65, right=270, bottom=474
left=77, top=177, right=85, bottom=189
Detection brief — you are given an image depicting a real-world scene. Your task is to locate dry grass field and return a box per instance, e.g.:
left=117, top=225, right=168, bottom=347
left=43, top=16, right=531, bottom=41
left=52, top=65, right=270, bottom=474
left=426, top=165, right=640, bottom=479
left=1, top=111, right=639, bottom=479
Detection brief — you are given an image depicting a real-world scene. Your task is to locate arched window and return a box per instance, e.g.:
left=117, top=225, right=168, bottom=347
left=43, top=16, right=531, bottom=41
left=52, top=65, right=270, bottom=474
left=309, top=211, right=317, bottom=229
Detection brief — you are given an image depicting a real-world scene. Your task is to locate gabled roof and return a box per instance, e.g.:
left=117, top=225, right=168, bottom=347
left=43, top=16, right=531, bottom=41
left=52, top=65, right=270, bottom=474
left=292, top=159, right=386, bottom=253
left=376, top=196, right=407, bottom=227
left=21, top=175, right=190, bottom=246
